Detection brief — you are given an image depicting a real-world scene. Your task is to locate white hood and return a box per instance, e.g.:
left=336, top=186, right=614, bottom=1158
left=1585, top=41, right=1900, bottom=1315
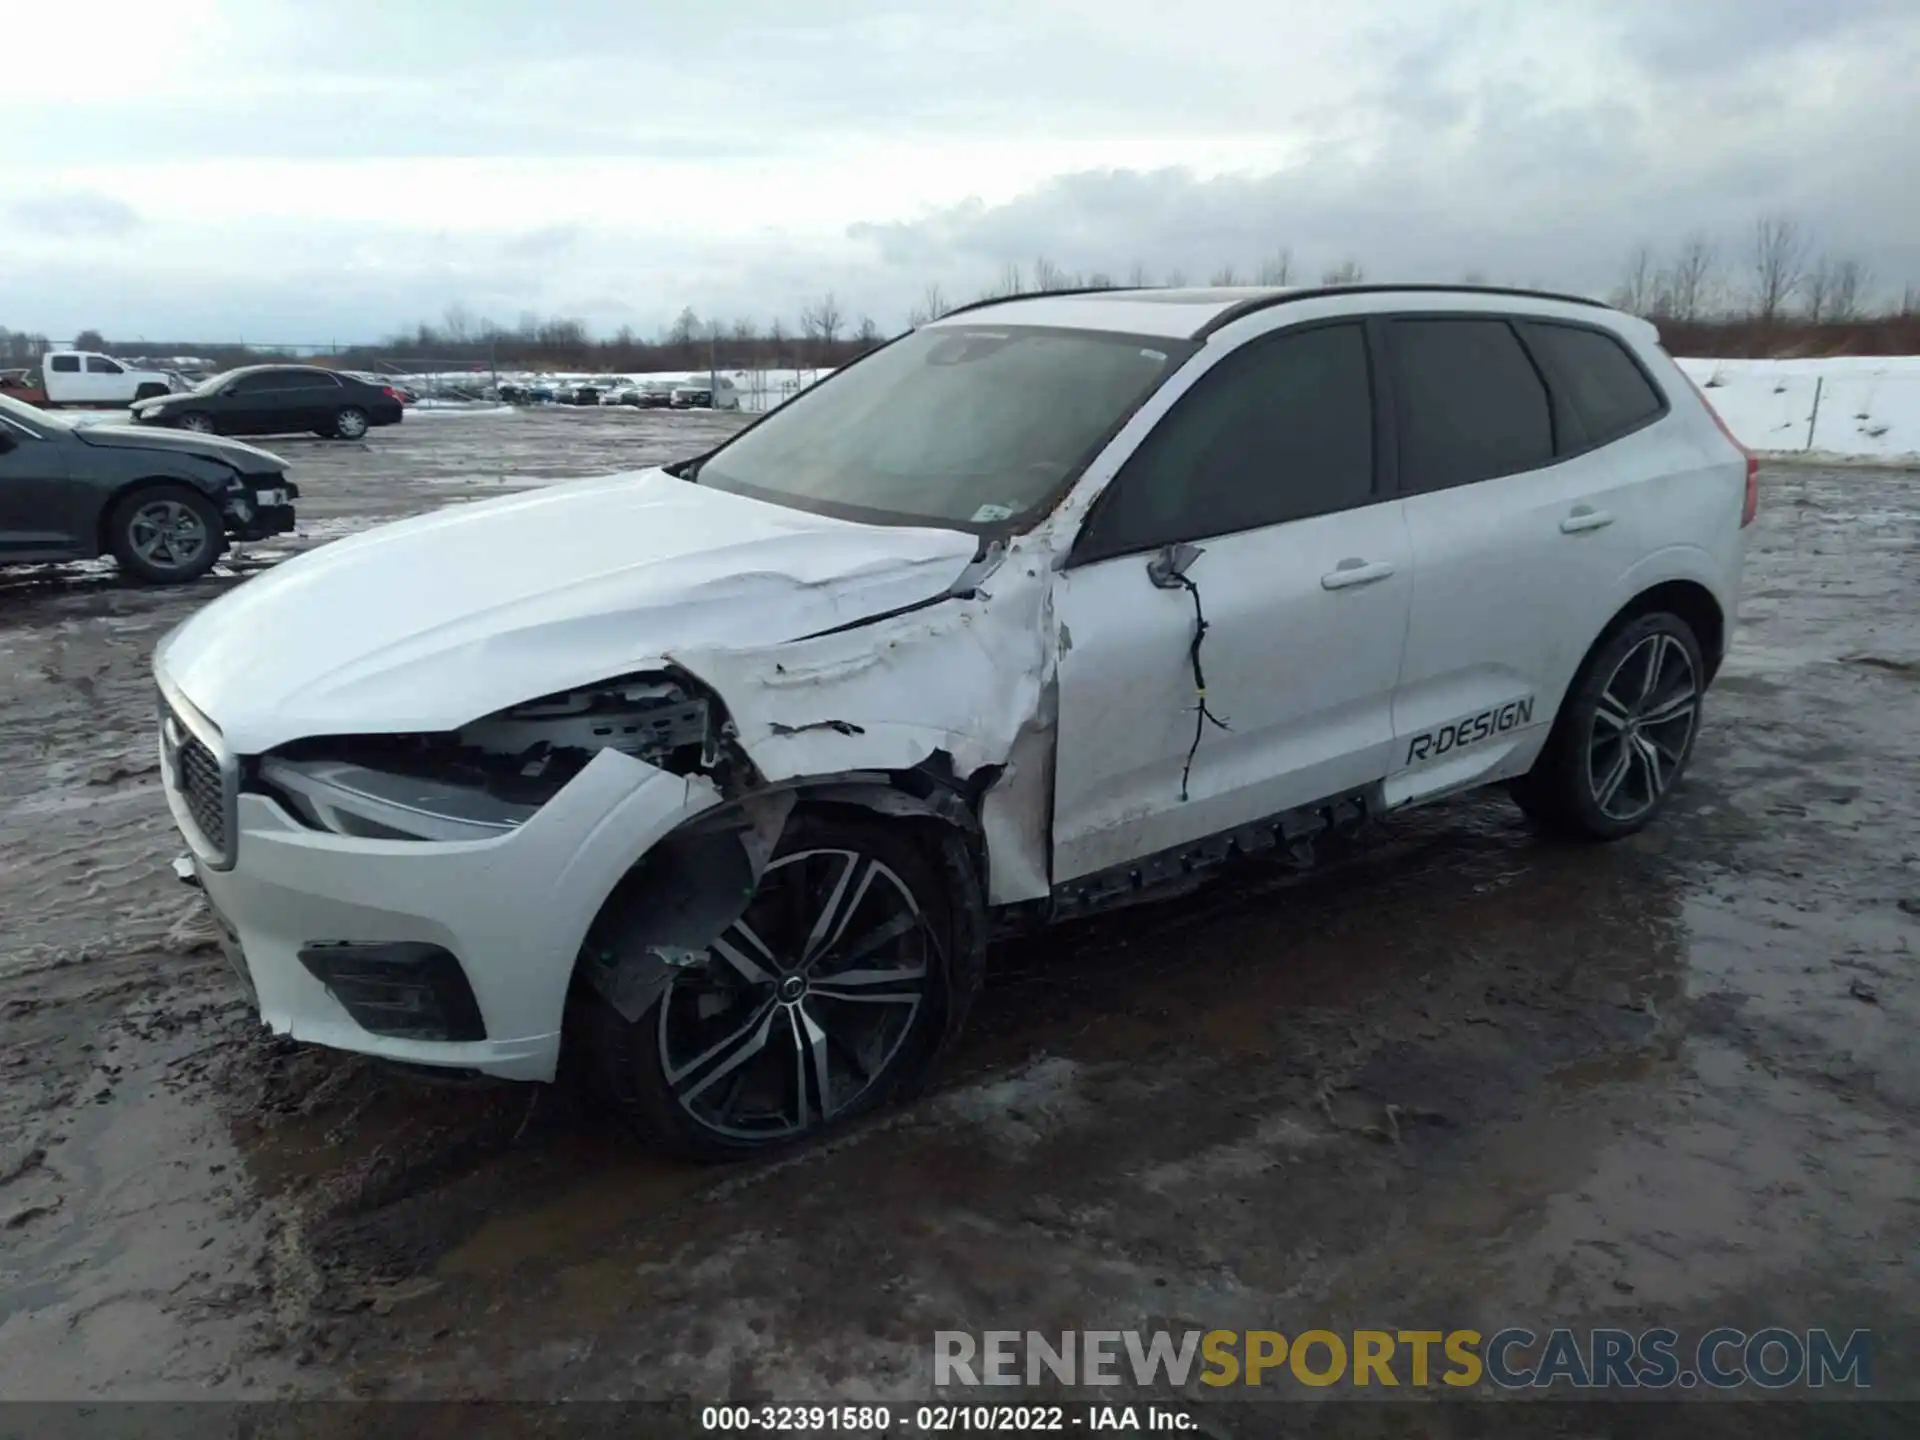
left=156, top=468, right=980, bottom=754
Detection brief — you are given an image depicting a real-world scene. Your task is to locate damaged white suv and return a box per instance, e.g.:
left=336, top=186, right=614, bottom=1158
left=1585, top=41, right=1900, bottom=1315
left=157, top=285, right=1753, bottom=1157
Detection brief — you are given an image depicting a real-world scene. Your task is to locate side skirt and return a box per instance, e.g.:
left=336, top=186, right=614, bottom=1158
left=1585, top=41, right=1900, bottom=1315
left=993, top=783, right=1385, bottom=934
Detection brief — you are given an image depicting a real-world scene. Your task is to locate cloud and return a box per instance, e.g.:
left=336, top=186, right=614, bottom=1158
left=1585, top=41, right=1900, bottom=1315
left=0, top=0, right=1915, bottom=337
left=7, top=191, right=141, bottom=239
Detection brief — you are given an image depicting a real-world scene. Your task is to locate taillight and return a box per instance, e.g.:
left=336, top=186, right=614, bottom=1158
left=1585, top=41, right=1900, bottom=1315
left=1680, top=369, right=1758, bottom=527
left=383, top=386, right=401, bottom=401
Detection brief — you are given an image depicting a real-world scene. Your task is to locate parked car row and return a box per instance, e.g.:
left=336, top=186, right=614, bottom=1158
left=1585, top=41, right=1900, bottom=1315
left=491, top=374, right=742, bottom=410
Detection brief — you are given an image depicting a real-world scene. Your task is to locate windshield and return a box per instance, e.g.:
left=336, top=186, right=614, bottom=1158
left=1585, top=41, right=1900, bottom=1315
left=693, top=325, right=1188, bottom=531
left=194, top=369, right=240, bottom=394
left=0, top=392, right=76, bottom=431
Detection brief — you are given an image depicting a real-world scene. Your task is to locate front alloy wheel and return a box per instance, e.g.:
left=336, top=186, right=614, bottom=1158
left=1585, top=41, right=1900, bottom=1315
left=586, top=809, right=980, bottom=1159
left=107, top=484, right=222, bottom=584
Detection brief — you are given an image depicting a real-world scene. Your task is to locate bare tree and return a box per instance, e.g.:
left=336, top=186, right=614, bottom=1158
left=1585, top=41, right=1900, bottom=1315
left=1320, top=259, right=1365, bottom=285
left=1750, top=214, right=1808, bottom=323
left=667, top=307, right=702, bottom=349
left=1828, top=257, right=1870, bottom=322
left=767, top=317, right=788, bottom=368
left=855, top=316, right=881, bottom=348
left=1126, top=261, right=1151, bottom=287
left=1032, top=257, right=1070, bottom=292
left=1164, top=268, right=1188, bottom=288
left=1256, top=249, right=1294, bottom=285
left=73, top=328, right=107, bottom=352
left=1460, top=270, right=1489, bottom=286
left=1210, top=263, right=1241, bottom=286
left=1668, top=235, right=1717, bottom=322
left=999, top=261, right=1027, bottom=298
left=920, top=282, right=950, bottom=321
left=802, top=292, right=844, bottom=353
left=1613, top=245, right=1656, bottom=315
left=1085, top=271, right=1117, bottom=289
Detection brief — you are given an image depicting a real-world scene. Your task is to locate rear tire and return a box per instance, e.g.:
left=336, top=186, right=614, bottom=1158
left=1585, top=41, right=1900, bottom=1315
left=107, top=484, right=223, bottom=584
left=583, top=807, right=984, bottom=1160
left=331, top=406, right=370, bottom=440
left=1511, top=611, right=1705, bottom=840
left=176, top=412, right=215, bottom=434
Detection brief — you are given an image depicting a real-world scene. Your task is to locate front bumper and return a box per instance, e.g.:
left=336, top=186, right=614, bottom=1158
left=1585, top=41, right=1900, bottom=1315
left=161, top=737, right=720, bottom=1082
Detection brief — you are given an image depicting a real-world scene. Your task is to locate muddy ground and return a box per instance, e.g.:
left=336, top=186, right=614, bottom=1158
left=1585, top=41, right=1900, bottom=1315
left=0, top=408, right=1914, bottom=1427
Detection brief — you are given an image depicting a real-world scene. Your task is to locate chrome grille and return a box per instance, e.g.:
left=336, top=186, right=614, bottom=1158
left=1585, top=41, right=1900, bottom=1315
left=161, top=698, right=235, bottom=866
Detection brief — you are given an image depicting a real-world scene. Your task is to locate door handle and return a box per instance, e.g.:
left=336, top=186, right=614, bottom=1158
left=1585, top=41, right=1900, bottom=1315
left=1560, top=505, right=1614, bottom=534
left=1320, top=558, right=1396, bottom=590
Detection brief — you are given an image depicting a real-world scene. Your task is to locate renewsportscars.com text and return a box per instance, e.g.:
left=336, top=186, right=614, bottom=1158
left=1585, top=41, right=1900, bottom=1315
left=934, top=1328, right=1872, bottom=1391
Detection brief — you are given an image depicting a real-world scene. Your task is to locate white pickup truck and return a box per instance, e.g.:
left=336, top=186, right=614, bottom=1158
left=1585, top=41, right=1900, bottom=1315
left=38, top=350, right=183, bottom=407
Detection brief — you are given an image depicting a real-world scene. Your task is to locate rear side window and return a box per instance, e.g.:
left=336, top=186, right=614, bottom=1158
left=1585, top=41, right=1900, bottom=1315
left=1078, top=322, right=1375, bottom=557
left=1392, top=319, right=1553, bottom=492
left=50, top=355, right=80, bottom=373
left=1523, top=322, right=1665, bottom=446
left=281, top=371, right=340, bottom=389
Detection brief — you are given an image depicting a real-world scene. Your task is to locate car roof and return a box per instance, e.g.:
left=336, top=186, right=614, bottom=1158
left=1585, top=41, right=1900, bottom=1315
left=227, top=363, right=346, bottom=377
left=924, top=283, right=1623, bottom=341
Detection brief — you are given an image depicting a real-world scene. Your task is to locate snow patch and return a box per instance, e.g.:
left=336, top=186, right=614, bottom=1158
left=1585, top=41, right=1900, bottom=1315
left=1673, top=356, right=1920, bottom=463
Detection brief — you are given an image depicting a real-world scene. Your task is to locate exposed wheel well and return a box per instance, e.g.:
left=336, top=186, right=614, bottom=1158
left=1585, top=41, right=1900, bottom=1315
left=1538, top=579, right=1725, bottom=755
left=1607, top=580, right=1726, bottom=681
left=95, top=477, right=222, bottom=557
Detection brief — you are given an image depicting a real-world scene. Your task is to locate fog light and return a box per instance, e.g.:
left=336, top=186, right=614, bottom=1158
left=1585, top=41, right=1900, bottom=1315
left=297, top=941, right=486, bottom=1042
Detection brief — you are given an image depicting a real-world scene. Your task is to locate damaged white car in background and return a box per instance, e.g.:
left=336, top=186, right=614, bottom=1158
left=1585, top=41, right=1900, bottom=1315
left=156, top=284, right=1749, bottom=1157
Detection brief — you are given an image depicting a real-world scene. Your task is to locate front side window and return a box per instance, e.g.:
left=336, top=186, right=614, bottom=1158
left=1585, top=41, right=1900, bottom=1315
left=692, top=326, right=1187, bottom=532
left=1075, top=322, right=1376, bottom=559
left=85, top=355, right=124, bottom=374
left=231, top=371, right=293, bottom=395
left=1393, top=319, right=1553, bottom=492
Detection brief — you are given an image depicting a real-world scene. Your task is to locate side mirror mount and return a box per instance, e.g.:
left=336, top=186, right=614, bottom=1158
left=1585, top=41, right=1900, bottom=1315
left=0, top=429, right=17, bottom=455
left=1146, top=542, right=1204, bottom=590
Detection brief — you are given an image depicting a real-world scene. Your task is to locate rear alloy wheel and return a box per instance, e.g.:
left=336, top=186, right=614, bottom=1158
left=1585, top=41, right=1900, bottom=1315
left=586, top=809, right=982, bottom=1159
left=331, top=406, right=370, bottom=440
left=107, top=484, right=222, bottom=584
left=176, top=412, right=215, bottom=434
left=1511, top=611, right=1704, bottom=840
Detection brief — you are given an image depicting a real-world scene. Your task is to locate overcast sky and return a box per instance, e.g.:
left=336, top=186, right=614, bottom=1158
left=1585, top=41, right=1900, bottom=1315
left=4, top=0, right=1917, bottom=344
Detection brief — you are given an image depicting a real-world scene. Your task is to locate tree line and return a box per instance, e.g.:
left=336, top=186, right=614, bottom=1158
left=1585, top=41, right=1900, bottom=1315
left=12, top=218, right=1918, bottom=373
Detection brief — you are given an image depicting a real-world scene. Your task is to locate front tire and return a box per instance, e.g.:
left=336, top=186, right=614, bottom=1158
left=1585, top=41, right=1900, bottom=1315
left=331, top=406, right=370, bottom=440
left=107, top=484, right=223, bottom=584
left=1512, top=611, right=1705, bottom=840
left=584, top=808, right=984, bottom=1160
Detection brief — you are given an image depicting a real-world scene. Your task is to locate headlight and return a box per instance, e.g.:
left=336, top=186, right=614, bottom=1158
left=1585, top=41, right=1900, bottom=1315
left=250, top=672, right=721, bottom=842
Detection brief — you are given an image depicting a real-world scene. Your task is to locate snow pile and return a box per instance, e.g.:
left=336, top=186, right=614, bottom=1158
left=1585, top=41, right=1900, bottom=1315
left=1673, top=356, right=1920, bottom=463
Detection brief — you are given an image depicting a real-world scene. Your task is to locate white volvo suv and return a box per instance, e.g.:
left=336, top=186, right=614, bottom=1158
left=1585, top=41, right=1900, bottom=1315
left=156, top=285, right=1753, bottom=1157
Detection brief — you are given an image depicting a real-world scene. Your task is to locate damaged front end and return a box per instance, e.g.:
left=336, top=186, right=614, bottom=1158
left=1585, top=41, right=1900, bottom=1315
left=218, top=474, right=299, bottom=543
left=250, top=669, right=748, bottom=843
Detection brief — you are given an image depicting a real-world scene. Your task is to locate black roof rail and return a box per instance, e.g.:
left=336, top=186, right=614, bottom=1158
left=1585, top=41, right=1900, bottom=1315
left=1196, top=283, right=1610, bottom=338
left=933, top=285, right=1150, bottom=321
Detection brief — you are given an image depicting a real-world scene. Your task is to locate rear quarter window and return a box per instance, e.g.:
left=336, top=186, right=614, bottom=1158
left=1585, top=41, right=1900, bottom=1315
left=50, top=355, right=80, bottom=373
left=1522, top=322, right=1667, bottom=448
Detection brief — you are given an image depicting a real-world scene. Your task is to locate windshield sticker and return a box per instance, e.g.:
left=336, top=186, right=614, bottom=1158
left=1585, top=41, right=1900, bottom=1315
left=1140, top=348, right=1167, bottom=361
left=971, top=503, right=1017, bottom=522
